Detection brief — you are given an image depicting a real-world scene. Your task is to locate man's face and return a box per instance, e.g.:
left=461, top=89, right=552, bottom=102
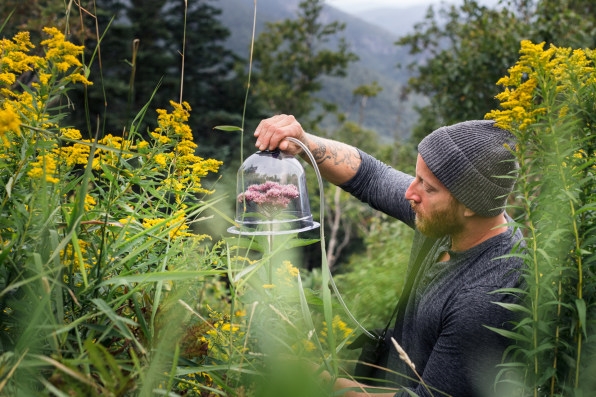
left=405, top=155, right=466, bottom=238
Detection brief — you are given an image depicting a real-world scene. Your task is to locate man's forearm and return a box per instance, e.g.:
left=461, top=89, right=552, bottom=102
left=301, top=133, right=361, bottom=186
left=318, top=369, right=397, bottom=397
left=332, top=376, right=397, bottom=397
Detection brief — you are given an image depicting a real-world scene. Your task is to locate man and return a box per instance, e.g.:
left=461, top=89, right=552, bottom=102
left=254, top=114, right=524, bottom=397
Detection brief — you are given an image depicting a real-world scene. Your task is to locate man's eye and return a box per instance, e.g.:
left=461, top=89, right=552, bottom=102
left=422, top=182, right=434, bottom=193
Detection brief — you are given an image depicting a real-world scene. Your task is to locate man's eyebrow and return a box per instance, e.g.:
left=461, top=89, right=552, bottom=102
left=418, top=174, right=437, bottom=190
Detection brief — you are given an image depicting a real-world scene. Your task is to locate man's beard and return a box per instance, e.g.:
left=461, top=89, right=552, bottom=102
left=412, top=201, right=464, bottom=239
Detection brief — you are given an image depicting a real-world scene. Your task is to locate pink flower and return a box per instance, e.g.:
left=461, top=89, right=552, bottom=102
left=238, top=181, right=299, bottom=218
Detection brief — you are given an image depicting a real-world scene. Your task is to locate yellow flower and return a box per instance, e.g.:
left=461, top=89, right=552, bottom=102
left=141, top=210, right=194, bottom=239
left=221, top=323, right=239, bottom=333
left=118, top=216, right=138, bottom=225
left=136, top=140, right=149, bottom=150
left=275, top=260, right=300, bottom=286
left=84, top=194, right=96, bottom=211
left=284, top=261, right=300, bottom=277
left=40, top=27, right=91, bottom=86
left=28, top=154, right=59, bottom=184
left=321, top=315, right=353, bottom=342
left=153, top=153, right=168, bottom=167
left=54, top=131, right=91, bottom=167
left=146, top=101, right=222, bottom=195
left=0, top=106, right=20, bottom=143
left=332, top=315, right=353, bottom=340
left=60, top=128, right=82, bottom=140
left=0, top=73, right=15, bottom=85
left=0, top=31, right=39, bottom=85
left=235, top=309, right=246, bottom=317
left=301, top=339, right=316, bottom=352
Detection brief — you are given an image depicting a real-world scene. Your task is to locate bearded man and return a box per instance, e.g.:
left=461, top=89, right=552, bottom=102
left=254, top=115, right=523, bottom=397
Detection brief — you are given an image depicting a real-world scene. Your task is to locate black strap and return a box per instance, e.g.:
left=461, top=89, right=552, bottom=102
left=379, top=235, right=436, bottom=342
left=378, top=294, right=401, bottom=341
left=347, top=234, right=436, bottom=349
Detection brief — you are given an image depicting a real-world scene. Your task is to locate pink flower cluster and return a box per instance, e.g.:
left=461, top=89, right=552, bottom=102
left=238, top=181, right=299, bottom=211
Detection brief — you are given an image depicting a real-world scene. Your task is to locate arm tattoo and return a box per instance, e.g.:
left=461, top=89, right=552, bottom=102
left=309, top=137, right=360, bottom=172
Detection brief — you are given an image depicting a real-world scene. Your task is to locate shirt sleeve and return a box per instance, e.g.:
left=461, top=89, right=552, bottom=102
left=340, top=149, right=416, bottom=226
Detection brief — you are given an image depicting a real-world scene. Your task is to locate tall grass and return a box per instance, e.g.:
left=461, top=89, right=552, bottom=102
left=0, top=3, right=355, bottom=396
left=0, top=22, right=235, bottom=394
left=486, top=40, right=596, bottom=396
left=4, top=4, right=596, bottom=397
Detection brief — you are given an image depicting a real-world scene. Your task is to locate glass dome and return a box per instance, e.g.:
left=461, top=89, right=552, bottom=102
left=228, top=150, right=320, bottom=235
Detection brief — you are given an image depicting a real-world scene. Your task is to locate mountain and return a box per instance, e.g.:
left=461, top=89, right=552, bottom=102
left=214, top=0, right=430, bottom=141
left=357, top=6, right=429, bottom=37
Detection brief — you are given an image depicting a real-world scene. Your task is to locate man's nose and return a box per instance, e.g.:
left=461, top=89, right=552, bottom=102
left=405, top=181, right=420, bottom=203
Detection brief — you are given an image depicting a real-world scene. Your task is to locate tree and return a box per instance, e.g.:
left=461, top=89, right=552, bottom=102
left=397, top=0, right=596, bottom=142
left=162, top=0, right=259, bottom=164
left=0, top=0, right=79, bottom=47
left=55, top=0, right=253, bottom=166
left=252, top=0, right=358, bottom=127
left=352, top=82, right=383, bottom=126
left=533, top=0, right=596, bottom=49
left=397, top=0, right=526, bottom=142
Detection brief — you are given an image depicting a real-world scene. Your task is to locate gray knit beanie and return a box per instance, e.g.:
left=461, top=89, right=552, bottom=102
left=417, top=120, right=518, bottom=217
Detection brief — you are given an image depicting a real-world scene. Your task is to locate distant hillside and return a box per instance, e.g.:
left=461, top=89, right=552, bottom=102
left=215, top=0, right=428, bottom=141
left=358, top=6, right=429, bottom=37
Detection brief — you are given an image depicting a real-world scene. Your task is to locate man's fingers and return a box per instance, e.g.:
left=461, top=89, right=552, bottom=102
left=254, top=114, right=301, bottom=152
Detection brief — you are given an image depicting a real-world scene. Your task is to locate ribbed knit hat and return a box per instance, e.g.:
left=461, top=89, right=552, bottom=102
left=417, top=120, right=518, bottom=217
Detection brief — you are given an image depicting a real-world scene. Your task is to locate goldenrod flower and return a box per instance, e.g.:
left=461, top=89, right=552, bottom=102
left=321, top=315, right=353, bottom=342
left=0, top=106, right=20, bottom=138
left=53, top=129, right=90, bottom=167
left=40, top=27, right=91, bottom=86
left=152, top=153, right=168, bottom=167
left=27, top=154, right=59, bottom=184
left=221, top=323, right=239, bottom=333
left=60, top=128, right=82, bottom=140
left=84, top=194, right=96, bottom=211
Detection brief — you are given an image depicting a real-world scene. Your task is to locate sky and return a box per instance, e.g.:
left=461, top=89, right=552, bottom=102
left=327, top=0, right=442, bottom=12
left=326, top=0, right=498, bottom=13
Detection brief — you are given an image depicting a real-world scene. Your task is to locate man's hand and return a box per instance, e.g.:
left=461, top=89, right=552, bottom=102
left=254, top=114, right=307, bottom=155
left=254, top=114, right=361, bottom=185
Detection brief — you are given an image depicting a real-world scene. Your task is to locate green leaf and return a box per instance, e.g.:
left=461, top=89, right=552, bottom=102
left=84, top=339, right=126, bottom=391
left=485, top=325, right=531, bottom=343
left=102, top=270, right=227, bottom=285
left=284, top=238, right=320, bottom=248
left=492, top=301, right=531, bottom=314
left=401, top=388, right=422, bottom=396
left=213, top=125, right=243, bottom=132
left=575, top=298, right=587, bottom=339
left=91, top=298, right=146, bottom=354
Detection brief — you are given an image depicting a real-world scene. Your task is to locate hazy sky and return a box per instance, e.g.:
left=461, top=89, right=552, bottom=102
left=327, top=0, right=440, bottom=12
left=326, top=0, right=498, bottom=12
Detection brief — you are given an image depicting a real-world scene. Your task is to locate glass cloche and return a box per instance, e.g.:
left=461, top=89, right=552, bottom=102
left=228, top=150, right=320, bottom=235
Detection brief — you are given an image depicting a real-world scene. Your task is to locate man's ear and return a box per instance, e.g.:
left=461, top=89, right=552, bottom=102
left=463, top=206, right=476, bottom=217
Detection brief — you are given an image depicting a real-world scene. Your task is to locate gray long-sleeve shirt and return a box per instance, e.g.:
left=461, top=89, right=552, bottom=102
left=341, top=150, right=524, bottom=397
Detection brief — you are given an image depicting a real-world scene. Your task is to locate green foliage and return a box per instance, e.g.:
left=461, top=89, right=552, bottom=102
left=0, top=12, right=361, bottom=395
left=252, top=0, right=358, bottom=127
left=0, top=0, right=77, bottom=46
left=334, top=218, right=413, bottom=332
left=397, top=0, right=527, bottom=142
left=487, top=40, right=596, bottom=396
left=398, top=0, right=596, bottom=142
left=36, top=0, right=255, bottom=167
left=0, top=26, right=235, bottom=395
left=533, top=0, right=596, bottom=48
